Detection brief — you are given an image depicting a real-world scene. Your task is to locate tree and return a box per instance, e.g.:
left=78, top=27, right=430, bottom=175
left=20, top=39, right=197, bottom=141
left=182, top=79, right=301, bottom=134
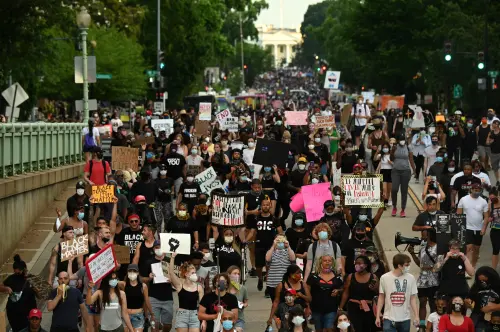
left=231, top=43, right=274, bottom=87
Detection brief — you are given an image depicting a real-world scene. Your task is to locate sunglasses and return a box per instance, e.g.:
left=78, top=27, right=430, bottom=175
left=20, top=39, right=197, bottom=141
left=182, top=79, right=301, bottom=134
left=129, top=220, right=140, bottom=223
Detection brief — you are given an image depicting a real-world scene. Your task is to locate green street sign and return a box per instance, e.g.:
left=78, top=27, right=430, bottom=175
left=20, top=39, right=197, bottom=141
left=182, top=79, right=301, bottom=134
left=453, top=84, right=463, bottom=99
left=146, top=70, right=158, bottom=77
left=489, top=71, right=498, bottom=78
left=96, top=74, right=112, bottom=79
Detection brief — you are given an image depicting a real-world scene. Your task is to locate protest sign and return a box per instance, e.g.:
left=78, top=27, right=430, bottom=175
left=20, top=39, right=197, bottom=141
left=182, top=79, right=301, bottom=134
left=362, top=91, right=375, bottom=104
left=159, top=233, right=191, bottom=255
left=302, top=183, right=332, bottom=222
left=222, top=117, right=238, bottom=132
left=199, top=103, right=212, bottom=120
left=86, top=244, right=117, bottom=283
left=315, top=115, right=336, bottom=128
left=331, top=162, right=342, bottom=186
left=152, top=262, right=169, bottom=283
left=91, top=185, right=115, bottom=204
left=341, top=104, right=351, bottom=126
left=211, top=193, right=245, bottom=226
left=451, top=214, right=466, bottom=250
left=290, top=193, right=304, bottom=213
left=195, top=167, right=217, bottom=193
left=216, top=109, right=232, bottom=124
left=132, top=136, right=155, bottom=147
left=341, top=175, right=383, bottom=207
left=113, top=245, right=131, bottom=264
left=187, top=165, right=201, bottom=176
left=96, top=124, right=112, bottom=136
left=60, top=235, right=89, bottom=262
left=380, top=95, right=405, bottom=110
left=324, top=71, right=341, bottom=89
left=112, top=146, right=139, bottom=172
left=436, top=214, right=451, bottom=234
left=285, top=111, right=308, bottom=125
left=195, top=116, right=211, bottom=136
left=252, top=139, right=291, bottom=168
left=151, top=119, right=174, bottom=135
left=436, top=214, right=452, bottom=255
left=296, top=258, right=304, bottom=271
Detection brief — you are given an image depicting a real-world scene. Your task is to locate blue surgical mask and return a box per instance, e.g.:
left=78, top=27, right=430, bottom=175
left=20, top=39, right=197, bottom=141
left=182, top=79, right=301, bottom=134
left=240, top=176, right=247, bottom=182
left=382, top=148, right=389, bottom=153
left=222, top=320, right=234, bottom=330
left=277, top=242, right=285, bottom=250
left=436, top=157, right=443, bottom=163
left=146, top=152, right=154, bottom=159
left=295, top=219, right=304, bottom=227
left=109, top=279, right=118, bottom=288
left=467, top=123, right=473, bottom=128
left=275, top=121, right=282, bottom=126
left=318, top=231, right=328, bottom=240
left=264, top=167, right=272, bottom=172
left=444, top=153, right=448, bottom=158
left=77, top=212, right=85, bottom=221
left=359, top=215, right=368, bottom=222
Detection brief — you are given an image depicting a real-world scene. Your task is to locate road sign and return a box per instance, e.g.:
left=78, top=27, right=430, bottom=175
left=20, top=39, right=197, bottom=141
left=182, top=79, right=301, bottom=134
left=75, top=99, right=98, bottom=112
left=154, top=102, right=163, bottom=111
left=489, top=71, right=498, bottom=78
left=146, top=70, right=158, bottom=77
left=96, top=74, right=112, bottom=80
left=2, top=83, right=29, bottom=107
left=453, top=84, right=463, bottom=98
left=74, top=56, right=97, bottom=83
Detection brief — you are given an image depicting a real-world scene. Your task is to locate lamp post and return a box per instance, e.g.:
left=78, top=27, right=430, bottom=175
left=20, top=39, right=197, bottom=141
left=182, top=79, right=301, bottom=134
left=76, top=7, right=91, bottom=123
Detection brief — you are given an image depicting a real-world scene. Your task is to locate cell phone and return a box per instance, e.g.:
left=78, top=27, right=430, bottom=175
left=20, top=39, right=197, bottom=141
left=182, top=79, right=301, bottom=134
left=431, top=176, right=437, bottom=182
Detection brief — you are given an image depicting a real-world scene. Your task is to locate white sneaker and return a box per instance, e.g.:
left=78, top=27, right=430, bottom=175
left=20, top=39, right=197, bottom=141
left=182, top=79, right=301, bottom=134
left=387, top=201, right=392, bottom=207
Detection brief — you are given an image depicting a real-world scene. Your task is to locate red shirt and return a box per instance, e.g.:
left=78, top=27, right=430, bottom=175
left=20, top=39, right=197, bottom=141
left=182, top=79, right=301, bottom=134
left=438, top=314, right=474, bottom=332
left=84, top=160, right=111, bottom=185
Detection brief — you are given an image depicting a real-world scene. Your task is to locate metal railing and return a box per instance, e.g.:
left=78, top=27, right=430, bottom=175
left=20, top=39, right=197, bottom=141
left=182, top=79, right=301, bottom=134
left=0, top=122, right=85, bottom=178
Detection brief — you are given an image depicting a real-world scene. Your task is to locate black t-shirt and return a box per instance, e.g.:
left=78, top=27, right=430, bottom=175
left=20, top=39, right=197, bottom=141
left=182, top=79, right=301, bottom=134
left=341, top=153, right=358, bottom=174
left=307, top=274, right=343, bottom=313
left=49, top=287, right=84, bottom=329
left=4, top=273, right=37, bottom=311
left=156, top=177, right=174, bottom=202
left=439, top=257, right=469, bottom=296
left=166, top=217, right=197, bottom=247
left=200, top=292, right=238, bottom=332
left=215, top=243, right=242, bottom=273
left=289, top=169, right=307, bottom=191
left=453, top=175, right=482, bottom=201
left=115, top=228, right=144, bottom=259
left=285, top=228, right=310, bottom=252
left=247, top=214, right=278, bottom=249
left=413, top=211, right=445, bottom=229
left=245, top=192, right=271, bottom=211
left=179, top=182, right=201, bottom=209
left=162, top=153, right=186, bottom=179
left=320, top=213, right=351, bottom=245
left=146, top=257, right=173, bottom=301
left=130, top=180, right=157, bottom=204
left=341, top=238, right=375, bottom=274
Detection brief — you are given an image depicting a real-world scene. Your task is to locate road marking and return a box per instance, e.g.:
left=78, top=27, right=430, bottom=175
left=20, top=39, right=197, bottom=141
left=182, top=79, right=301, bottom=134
left=408, top=186, right=424, bottom=212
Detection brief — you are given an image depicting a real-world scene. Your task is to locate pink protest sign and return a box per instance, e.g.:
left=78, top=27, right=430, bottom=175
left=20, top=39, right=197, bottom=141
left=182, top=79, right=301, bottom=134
left=302, top=183, right=332, bottom=222
left=290, top=193, right=304, bottom=212
left=285, top=111, right=308, bottom=126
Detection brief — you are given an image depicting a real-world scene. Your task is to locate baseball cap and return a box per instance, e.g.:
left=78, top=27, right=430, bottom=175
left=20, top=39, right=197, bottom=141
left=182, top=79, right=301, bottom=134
left=76, top=180, right=86, bottom=189
left=285, top=288, right=297, bottom=296
left=134, top=195, right=146, bottom=204
left=298, top=157, right=308, bottom=163
left=127, top=214, right=141, bottom=222
left=323, top=200, right=335, bottom=208
left=28, top=309, right=42, bottom=319
left=128, top=264, right=139, bottom=271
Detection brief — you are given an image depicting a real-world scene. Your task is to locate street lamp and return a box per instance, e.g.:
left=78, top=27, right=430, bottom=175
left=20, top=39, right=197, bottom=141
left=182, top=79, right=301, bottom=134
left=77, top=7, right=91, bottom=123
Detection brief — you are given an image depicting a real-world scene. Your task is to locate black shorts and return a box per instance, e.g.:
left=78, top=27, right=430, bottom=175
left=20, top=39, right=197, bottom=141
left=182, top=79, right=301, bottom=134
left=381, top=169, right=392, bottom=183
left=418, top=286, right=439, bottom=300
left=466, top=230, right=483, bottom=246
left=255, top=247, right=268, bottom=268
left=354, top=125, right=365, bottom=137
left=83, top=145, right=95, bottom=153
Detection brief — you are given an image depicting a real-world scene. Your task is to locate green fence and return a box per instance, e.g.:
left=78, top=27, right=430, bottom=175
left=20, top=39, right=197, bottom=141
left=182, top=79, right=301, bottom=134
left=0, top=122, right=85, bottom=178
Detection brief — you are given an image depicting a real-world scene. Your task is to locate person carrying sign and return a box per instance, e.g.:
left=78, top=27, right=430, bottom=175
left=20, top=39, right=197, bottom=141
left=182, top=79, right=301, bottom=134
left=47, top=225, right=82, bottom=288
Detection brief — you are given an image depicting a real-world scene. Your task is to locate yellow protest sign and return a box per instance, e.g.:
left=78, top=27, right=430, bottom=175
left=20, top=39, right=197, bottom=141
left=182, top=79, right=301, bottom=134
left=91, top=185, right=115, bottom=204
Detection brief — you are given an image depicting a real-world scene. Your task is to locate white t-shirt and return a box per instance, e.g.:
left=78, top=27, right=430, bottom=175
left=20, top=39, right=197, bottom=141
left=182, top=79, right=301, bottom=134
left=82, top=127, right=100, bottom=145
left=457, top=195, right=488, bottom=231
left=450, top=171, right=491, bottom=186
left=111, top=118, right=123, bottom=132
left=380, top=154, right=393, bottom=170
left=427, top=312, right=442, bottom=332
left=379, top=272, right=418, bottom=322
left=242, top=148, right=255, bottom=165
left=423, top=146, right=440, bottom=173
left=186, top=155, right=203, bottom=166
left=351, top=103, right=369, bottom=126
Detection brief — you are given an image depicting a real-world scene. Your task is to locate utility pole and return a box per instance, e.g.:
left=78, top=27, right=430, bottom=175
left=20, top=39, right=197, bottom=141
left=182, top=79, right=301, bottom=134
left=156, top=0, right=162, bottom=91
left=484, top=0, right=490, bottom=111
left=239, top=13, right=245, bottom=92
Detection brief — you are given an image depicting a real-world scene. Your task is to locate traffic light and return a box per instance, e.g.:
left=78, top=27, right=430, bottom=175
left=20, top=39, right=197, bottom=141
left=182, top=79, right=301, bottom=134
left=316, top=67, right=320, bottom=72
left=477, top=51, right=485, bottom=70
left=444, top=42, right=452, bottom=61
left=159, top=51, right=167, bottom=76
left=321, top=65, right=327, bottom=71
left=244, top=64, right=248, bottom=70
left=362, top=85, right=365, bottom=91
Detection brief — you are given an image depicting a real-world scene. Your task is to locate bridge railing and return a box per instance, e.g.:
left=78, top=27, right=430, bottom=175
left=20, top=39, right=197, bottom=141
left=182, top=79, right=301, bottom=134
left=0, top=122, right=85, bottom=178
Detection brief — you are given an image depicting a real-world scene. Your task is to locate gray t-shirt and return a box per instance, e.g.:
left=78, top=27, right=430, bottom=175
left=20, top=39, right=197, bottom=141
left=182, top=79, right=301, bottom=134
left=76, top=266, right=96, bottom=295
left=393, top=145, right=411, bottom=171
left=232, top=285, right=249, bottom=321
left=306, top=241, right=341, bottom=271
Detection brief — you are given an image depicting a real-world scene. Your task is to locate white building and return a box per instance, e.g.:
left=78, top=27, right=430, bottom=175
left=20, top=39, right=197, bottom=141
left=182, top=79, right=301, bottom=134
left=256, top=24, right=303, bottom=67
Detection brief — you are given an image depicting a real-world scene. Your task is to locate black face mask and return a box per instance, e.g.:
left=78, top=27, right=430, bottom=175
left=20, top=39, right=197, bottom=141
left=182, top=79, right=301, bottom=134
left=480, top=280, right=489, bottom=289
left=355, top=233, right=366, bottom=241
left=102, top=237, right=111, bottom=243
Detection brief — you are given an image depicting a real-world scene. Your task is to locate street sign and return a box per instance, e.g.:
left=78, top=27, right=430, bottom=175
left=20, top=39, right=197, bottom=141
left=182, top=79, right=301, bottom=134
left=453, top=84, right=463, bottom=98
left=75, top=99, right=98, bottom=112
left=163, top=91, right=168, bottom=100
left=146, top=70, right=158, bottom=77
left=2, top=83, right=29, bottom=107
left=478, top=79, right=486, bottom=91
left=489, top=71, right=498, bottom=78
left=154, top=102, right=163, bottom=112
left=74, top=56, right=97, bottom=83
left=96, top=74, right=112, bottom=80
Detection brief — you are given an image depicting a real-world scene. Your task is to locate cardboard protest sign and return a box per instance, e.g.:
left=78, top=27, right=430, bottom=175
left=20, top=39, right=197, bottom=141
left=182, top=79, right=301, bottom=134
left=199, top=103, right=212, bottom=120
left=216, top=109, right=232, bottom=124
left=85, top=244, right=117, bottom=283
left=91, top=185, right=115, bottom=204
left=60, top=235, right=89, bottom=262
left=341, top=175, right=383, bottom=207
left=0, top=312, right=5, bottom=332
left=285, top=111, right=308, bottom=125
left=315, top=115, right=336, bottom=128
left=159, top=233, right=191, bottom=255
left=112, top=146, right=139, bottom=172
left=222, top=117, right=238, bottom=132
left=187, top=165, right=201, bottom=175
left=96, top=124, right=112, bottom=136
left=151, top=119, right=174, bottom=135
left=341, top=104, right=351, bottom=126
left=211, top=193, right=245, bottom=226
left=252, top=139, right=291, bottom=168
left=132, top=136, right=155, bottom=147
left=113, top=245, right=131, bottom=264
left=302, top=183, right=332, bottom=222
left=324, top=71, right=341, bottom=89
left=195, top=116, right=211, bottom=136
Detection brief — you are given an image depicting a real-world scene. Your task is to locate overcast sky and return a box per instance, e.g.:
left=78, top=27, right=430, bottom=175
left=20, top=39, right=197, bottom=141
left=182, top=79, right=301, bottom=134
left=256, top=0, right=323, bottom=29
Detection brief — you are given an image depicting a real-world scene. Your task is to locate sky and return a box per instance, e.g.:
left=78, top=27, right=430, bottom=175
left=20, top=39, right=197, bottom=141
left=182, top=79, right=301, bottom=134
left=256, top=0, right=323, bottom=29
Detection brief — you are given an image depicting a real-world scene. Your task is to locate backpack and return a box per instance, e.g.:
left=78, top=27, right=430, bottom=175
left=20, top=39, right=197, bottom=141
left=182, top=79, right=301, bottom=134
left=88, top=159, right=107, bottom=184
left=84, top=131, right=96, bottom=149
left=311, top=240, right=338, bottom=266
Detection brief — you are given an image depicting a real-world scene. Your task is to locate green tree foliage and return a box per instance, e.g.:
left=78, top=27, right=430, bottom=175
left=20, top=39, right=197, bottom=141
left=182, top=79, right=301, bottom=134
left=232, top=43, right=274, bottom=87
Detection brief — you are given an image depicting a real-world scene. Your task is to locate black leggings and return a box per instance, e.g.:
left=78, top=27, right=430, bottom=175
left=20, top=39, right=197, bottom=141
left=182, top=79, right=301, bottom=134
left=275, top=197, right=291, bottom=229
left=413, top=154, right=425, bottom=178
left=491, top=229, right=500, bottom=255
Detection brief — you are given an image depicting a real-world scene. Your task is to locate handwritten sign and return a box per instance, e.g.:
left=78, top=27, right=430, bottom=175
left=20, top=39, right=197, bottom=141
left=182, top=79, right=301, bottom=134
left=91, top=185, right=115, bottom=204
left=216, top=109, right=232, bottom=124
left=211, top=193, right=245, bottom=226
left=151, top=119, right=174, bottom=135
left=285, top=111, right=308, bottom=125
left=86, top=244, right=117, bottom=283
left=159, top=233, right=191, bottom=255
left=315, top=115, right=336, bottom=128
left=132, top=136, right=155, bottom=147
left=199, top=103, right=212, bottom=120
left=113, top=245, right=131, bottom=264
left=341, top=175, right=383, bottom=207
left=60, top=235, right=89, bottom=262
left=112, top=146, right=139, bottom=172
left=451, top=214, right=466, bottom=249
left=222, top=117, right=238, bottom=132
left=380, top=95, right=405, bottom=110
left=194, top=167, right=224, bottom=194
left=302, top=183, right=332, bottom=222
left=96, top=124, right=112, bottom=136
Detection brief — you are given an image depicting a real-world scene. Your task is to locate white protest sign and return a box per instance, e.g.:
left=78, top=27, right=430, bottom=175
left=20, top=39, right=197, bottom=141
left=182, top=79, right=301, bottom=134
left=296, top=258, right=304, bottom=271
left=211, top=193, right=245, bottom=226
left=323, top=71, right=341, bottom=90
left=195, top=167, right=217, bottom=193
left=151, top=119, right=174, bottom=135
left=222, top=117, right=238, bottom=132
left=85, top=244, right=117, bottom=283
left=154, top=102, right=163, bottom=111
left=216, top=109, right=232, bottom=124
left=151, top=262, right=169, bottom=283
left=199, top=103, right=212, bottom=120
left=60, top=235, right=89, bottom=262
left=160, top=233, right=191, bottom=255
left=230, top=141, right=244, bottom=150
left=341, top=175, right=383, bottom=207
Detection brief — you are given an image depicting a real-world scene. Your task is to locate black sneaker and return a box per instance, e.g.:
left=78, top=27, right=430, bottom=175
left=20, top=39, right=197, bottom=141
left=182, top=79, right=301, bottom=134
left=249, top=268, right=257, bottom=277
left=257, top=278, right=263, bottom=291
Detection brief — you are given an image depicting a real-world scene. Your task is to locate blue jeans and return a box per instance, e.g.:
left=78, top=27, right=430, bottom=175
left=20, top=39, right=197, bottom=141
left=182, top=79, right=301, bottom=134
left=383, top=319, right=410, bottom=332
left=312, top=311, right=336, bottom=330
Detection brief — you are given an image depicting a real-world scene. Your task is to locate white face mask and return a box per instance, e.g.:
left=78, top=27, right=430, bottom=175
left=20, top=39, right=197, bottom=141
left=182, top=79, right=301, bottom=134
left=298, top=164, right=306, bottom=170
left=188, top=274, right=198, bottom=282
left=292, top=316, right=305, bottom=326
left=448, top=167, right=455, bottom=172
left=308, top=144, right=315, bottom=150
left=314, top=138, right=321, bottom=143
left=311, top=178, right=319, bottom=184
left=248, top=142, right=255, bottom=148
left=128, top=272, right=138, bottom=281
left=224, top=236, right=233, bottom=244
left=399, top=140, right=406, bottom=146
left=337, top=321, right=350, bottom=330
left=76, top=188, right=85, bottom=196
left=403, top=266, right=410, bottom=274
left=204, top=253, right=211, bottom=260
left=187, top=176, right=194, bottom=182
left=160, top=170, right=167, bottom=176
left=178, top=210, right=187, bottom=217
left=154, top=249, right=163, bottom=256
left=145, top=132, right=152, bottom=137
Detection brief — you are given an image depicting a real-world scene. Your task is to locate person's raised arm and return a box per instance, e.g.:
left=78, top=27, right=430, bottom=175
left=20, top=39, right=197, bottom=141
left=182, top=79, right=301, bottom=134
left=168, top=253, right=182, bottom=290
left=86, top=282, right=101, bottom=305
left=132, top=242, right=141, bottom=265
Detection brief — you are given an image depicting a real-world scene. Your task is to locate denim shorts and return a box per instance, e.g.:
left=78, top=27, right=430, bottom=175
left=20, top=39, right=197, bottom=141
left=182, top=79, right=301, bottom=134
left=150, top=297, right=174, bottom=325
left=129, top=312, right=145, bottom=329
left=174, top=309, right=199, bottom=329
left=312, top=311, right=336, bottom=330
left=235, top=319, right=245, bottom=329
